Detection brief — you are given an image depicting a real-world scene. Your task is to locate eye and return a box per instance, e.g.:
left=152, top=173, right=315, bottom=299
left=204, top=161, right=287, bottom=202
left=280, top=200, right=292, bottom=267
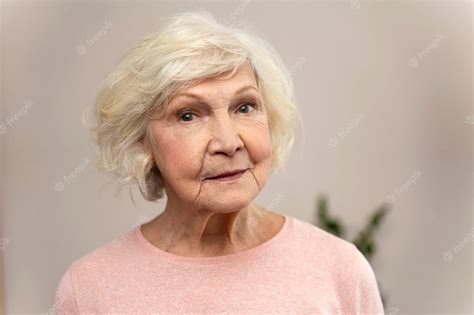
left=237, top=102, right=257, bottom=114
left=178, top=111, right=196, bottom=122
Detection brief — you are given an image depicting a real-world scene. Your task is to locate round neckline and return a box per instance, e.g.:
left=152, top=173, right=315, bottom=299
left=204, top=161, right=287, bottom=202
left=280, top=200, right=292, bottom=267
left=134, top=213, right=291, bottom=265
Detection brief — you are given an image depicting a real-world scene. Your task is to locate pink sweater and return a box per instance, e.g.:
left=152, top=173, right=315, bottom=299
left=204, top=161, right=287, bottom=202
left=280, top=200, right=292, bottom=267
left=53, top=214, right=384, bottom=314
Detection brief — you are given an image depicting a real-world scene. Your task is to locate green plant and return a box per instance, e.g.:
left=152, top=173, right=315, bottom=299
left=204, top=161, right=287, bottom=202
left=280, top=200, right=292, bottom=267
left=314, top=195, right=390, bottom=308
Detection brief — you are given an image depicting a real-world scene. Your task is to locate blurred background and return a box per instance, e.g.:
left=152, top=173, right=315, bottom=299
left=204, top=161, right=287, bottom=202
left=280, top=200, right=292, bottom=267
left=0, top=0, right=472, bottom=313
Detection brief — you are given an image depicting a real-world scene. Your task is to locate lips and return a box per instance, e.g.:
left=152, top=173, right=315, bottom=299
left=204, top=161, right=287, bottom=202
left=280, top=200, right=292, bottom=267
left=206, top=169, right=247, bottom=180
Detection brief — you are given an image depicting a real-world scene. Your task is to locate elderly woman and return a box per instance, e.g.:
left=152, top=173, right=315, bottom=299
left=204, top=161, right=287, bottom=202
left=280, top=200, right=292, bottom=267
left=54, top=10, right=384, bottom=314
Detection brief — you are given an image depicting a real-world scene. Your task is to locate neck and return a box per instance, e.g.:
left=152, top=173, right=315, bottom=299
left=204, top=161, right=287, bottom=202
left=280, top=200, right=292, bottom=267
left=142, top=203, right=270, bottom=257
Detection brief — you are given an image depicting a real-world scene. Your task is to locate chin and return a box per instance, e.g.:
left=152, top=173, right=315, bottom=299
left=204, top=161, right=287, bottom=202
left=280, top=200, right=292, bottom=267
left=205, top=196, right=254, bottom=212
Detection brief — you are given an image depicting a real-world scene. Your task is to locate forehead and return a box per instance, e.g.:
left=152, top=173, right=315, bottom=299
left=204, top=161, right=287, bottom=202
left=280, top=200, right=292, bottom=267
left=172, top=61, right=259, bottom=101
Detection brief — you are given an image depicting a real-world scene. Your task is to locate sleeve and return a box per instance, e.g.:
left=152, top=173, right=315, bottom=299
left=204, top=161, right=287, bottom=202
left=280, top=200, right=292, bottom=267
left=51, top=266, right=80, bottom=314
left=349, top=245, right=385, bottom=315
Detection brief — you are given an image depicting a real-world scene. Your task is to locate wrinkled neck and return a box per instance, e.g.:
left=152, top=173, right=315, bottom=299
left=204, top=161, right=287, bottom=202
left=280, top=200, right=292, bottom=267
left=143, top=203, right=269, bottom=257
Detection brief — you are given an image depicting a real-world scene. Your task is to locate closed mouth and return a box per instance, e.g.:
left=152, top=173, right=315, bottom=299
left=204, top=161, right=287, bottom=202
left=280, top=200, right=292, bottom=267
left=206, top=169, right=247, bottom=180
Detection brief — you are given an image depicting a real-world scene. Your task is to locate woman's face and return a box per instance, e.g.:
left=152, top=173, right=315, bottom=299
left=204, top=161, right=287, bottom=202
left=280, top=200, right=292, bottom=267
left=148, top=61, right=273, bottom=214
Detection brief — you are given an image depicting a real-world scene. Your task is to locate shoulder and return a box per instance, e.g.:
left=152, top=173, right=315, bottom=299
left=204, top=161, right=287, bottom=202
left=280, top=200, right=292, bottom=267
left=70, top=227, right=141, bottom=275
left=287, top=215, right=384, bottom=313
left=54, top=227, right=140, bottom=290
left=53, top=227, right=142, bottom=312
left=287, top=215, right=375, bottom=284
left=289, top=215, right=359, bottom=258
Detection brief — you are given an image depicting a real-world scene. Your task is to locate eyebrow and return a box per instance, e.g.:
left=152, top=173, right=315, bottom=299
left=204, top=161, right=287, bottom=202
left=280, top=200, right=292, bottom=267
left=171, top=84, right=259, bottom=103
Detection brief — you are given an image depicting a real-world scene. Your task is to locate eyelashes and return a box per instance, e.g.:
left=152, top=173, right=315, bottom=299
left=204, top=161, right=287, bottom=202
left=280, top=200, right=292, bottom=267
left=237, top=102, right=258, bottom=114
left=175, top=101, right=259, bottom=123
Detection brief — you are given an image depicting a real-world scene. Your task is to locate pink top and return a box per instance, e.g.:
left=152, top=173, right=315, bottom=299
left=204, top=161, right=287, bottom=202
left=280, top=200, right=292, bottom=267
left=52, top=214, right=384, bottom=314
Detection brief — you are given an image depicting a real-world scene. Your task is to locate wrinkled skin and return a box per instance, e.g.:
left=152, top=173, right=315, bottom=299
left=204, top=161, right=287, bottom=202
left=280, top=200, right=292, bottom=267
left=141, top=61, right=285, bottom=257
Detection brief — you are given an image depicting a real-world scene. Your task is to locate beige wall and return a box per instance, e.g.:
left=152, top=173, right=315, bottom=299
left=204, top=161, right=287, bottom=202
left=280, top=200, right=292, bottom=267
left=1, top=1, right=5, bottom=312
left=1, top=1, right=472, bottom=313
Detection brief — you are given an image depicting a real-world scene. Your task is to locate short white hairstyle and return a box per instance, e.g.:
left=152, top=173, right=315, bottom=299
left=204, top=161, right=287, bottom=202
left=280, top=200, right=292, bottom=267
left=84, top=10, right=302, bottom=202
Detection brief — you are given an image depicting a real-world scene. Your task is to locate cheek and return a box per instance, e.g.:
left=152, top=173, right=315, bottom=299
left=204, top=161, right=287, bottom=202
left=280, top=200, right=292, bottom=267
left=150, top=125, right=206, bottom=181
left=244, top=123, right=272, bottom=164
left=241, top=119, right=273, bottom=179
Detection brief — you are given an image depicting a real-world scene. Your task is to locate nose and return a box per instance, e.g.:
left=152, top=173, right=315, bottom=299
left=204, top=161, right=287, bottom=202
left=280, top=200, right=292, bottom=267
left=207, top=117, right=244, bottom=157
